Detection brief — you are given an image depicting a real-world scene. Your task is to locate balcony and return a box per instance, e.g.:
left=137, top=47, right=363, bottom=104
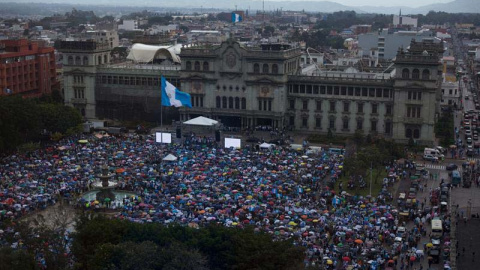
left=403, top=117, right=424, bottom=124
left=71, top=98, right=87, bottom=104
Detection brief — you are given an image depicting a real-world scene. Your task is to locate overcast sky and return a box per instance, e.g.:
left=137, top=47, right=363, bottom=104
left=267, top=0, right=453, bottom=8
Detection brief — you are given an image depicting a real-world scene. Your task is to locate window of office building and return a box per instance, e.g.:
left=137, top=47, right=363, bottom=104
left=272, top=64, right=278, bottom=74
left=357, top=119, right=363, bottom=130
left=385, top=121, right=392, bottom=134
left=329, top=119, right=335, bottom=130
left=253, top=63, right=260, bottom=73
left=412, top=69, right=420, bottom=79
left=357, top=103, right=363, bottom=113
left=371, top=120, right=377, bottom=132
left=329, top=101, right=336, bottom=112
left=386, top=104, right=392, bottom=115
left=422, top=69, right=430, bottom=80
left=316, top=117, right=322, bottom=128
left=343, top=118, right=349, bottom=130
left=302, top=117, right=308, bottom=128
left=222, top=96, right=227, bottom=108
left=262, top=64, right=269, bottom=74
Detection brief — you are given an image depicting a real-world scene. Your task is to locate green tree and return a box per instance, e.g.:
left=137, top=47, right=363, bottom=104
left=71, top=216, right=305, bottom=270
left=0, top=247, right=36, bottom=270
left=38, top=103, right=82, bottom=134
left=263, top=25, right=275, bottom=36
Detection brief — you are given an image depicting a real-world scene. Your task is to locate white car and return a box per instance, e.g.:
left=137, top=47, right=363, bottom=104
left=423, top=154, right=438, bottom=161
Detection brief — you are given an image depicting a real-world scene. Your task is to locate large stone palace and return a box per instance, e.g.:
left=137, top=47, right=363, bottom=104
left=57, top=38, right=443, bottom=145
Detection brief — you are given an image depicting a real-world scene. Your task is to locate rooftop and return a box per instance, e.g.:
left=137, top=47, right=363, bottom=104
left=105, top=62, right=181, bottom=71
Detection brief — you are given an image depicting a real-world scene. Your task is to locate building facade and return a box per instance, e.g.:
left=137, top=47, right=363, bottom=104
left=59, top=39, right=443, bottom=145
left=0, top=39, right=57, bottom=97
left=392, top=40, right=444, bottom=144
left=57, top=40, right=180, bottom=121
left=56, top=40, right=112, bottom=118
left=179, top=39, right=301, bottom=129
left=441, top=81, right=460, bottom=108
left=358, top=29, right=434, bottom=59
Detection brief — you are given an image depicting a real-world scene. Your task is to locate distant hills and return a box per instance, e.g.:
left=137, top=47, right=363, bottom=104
left=359, top=0, right=480, bottom=14
left=3, top=0, right=480, bottom=15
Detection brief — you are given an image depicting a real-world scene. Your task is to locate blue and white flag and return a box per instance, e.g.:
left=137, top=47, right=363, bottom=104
left=231, top=12, right=242, bottom=23
left=161, top=76, right=192, bottom=108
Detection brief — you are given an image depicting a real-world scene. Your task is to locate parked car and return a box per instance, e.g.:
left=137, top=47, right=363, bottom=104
left=446, top=164, right=458, bottom=171
left=423, top=154, right=438, bottom=161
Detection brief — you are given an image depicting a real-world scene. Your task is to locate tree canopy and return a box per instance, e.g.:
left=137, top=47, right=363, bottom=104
left=71, top=216, right=305, bottom=270
left=0, top=93, right=82, bottom=153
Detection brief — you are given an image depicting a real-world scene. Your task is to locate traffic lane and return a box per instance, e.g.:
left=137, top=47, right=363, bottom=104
left=403, top=169, right=449, bottom=270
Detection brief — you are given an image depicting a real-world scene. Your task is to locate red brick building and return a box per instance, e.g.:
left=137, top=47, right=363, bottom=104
left=0, top=39, right=57, bottom=97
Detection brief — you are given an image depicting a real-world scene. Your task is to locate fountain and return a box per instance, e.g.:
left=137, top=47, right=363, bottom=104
left=95, top=165, right=116, bottom=203
left=81, top=164, right=135, bottom=207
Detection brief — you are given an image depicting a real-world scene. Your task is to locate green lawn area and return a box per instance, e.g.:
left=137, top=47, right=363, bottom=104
left=336, top=169, right=388, bottom=197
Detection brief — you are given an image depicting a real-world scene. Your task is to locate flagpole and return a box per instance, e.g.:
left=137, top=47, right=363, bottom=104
left=160, top=76, right=163, bottom=130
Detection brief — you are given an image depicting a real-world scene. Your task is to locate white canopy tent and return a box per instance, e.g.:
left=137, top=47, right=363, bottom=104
left=183, top=116, right=218, bottom=127
left=162, top=154, right=178, bottom=161
left=127, top=43, right=182, bottom=63
left=259, top=143, right=274, bottom=149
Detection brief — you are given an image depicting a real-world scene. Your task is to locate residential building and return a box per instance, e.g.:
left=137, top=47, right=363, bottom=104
left=358, top=29, right=435, bottom=59
left=441, top=81, right=460, bottom=107
left=0, top=39, right=57, bottom=97
left=118, top=20, right=140, bottom=31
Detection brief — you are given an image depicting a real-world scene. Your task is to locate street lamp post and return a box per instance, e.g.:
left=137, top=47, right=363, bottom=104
left=370, top=162, right=372, bottom=197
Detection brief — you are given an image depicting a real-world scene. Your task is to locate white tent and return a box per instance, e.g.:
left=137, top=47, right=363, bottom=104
left=183, top=116, right=218, bottom=126
left=259, top=143, right=274, bottom=149
left=162, top=154, right=178, bottom=161
left=127, top=43, right=181, bottom=63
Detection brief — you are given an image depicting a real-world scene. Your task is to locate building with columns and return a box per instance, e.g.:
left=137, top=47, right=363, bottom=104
left=179, top=39, right=301, bottom=129
left=391, top=40, right=444, bottom=144
left=56, top=40, right=112, bottom=118
left=58, top=38, right=443, bottom=145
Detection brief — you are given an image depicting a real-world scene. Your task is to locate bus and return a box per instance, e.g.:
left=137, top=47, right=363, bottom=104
left=431, top=219, right=443, bottom=238
left=451, top=170, right=461, bottom=186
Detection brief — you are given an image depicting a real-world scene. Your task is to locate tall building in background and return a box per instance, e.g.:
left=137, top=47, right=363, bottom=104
left=0, top=39, right=57, bottom=97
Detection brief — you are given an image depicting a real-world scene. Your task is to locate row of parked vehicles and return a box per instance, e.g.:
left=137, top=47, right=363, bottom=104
left=463, top=110, right=480, bottom=156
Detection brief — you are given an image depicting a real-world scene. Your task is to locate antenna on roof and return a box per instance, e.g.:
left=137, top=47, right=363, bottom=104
left=263, top=0, right=265, bottom=27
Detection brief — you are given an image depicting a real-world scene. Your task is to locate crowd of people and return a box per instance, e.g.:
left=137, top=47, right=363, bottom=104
left=0, top=132, right=452, bottom=269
